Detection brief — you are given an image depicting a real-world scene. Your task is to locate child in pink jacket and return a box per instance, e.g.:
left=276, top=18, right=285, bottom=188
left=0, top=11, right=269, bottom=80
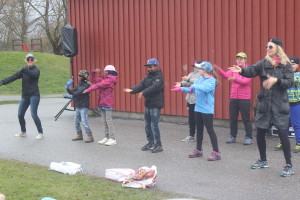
left=84, top=65, right=118, bottom=146
left=215, top=52, right=253, bottom=145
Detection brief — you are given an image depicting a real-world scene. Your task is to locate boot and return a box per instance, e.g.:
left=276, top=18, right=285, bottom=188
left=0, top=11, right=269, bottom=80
left=72, top=132, right=83, bottom=141
left=85, top=133, right=94, bottom=143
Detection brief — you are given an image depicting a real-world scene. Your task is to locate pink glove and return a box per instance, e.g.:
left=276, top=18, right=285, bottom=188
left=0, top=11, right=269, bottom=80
left=171, top=86, right=182, bottom=92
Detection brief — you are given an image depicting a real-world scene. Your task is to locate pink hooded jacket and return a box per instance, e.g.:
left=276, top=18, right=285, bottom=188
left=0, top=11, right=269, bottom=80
left=217, top=65, right=252, bottom=99
left=85, top=71, right=118, bottom=107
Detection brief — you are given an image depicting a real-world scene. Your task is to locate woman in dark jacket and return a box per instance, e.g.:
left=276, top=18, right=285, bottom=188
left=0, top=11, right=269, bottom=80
left=229, top=38, right=294, bottom=177
left=0, top=53, right=44, bottom=139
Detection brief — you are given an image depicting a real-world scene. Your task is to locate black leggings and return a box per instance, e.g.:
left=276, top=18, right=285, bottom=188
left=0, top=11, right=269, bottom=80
left=187, top=103, right=196, bottom=137
left=257, top=128, right=291, bottom=165
left=195, top=112, right=219, bottom=152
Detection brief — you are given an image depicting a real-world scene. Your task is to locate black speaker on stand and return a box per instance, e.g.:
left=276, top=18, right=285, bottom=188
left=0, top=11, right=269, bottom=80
left=54, top=24, right=78, bottom=121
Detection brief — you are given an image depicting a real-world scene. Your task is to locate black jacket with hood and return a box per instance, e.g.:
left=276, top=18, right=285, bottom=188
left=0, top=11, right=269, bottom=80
left=241, top=59, right=293, bottom=130
left=0, top=65, right=40, bottom=98
left=131, top=69, right=164, bottom=108
left=67, top=79, right=90, bottom=108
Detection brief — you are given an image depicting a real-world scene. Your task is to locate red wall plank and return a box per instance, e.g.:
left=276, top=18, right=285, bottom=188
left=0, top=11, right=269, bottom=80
left=68, top=0, right=300, bottom=119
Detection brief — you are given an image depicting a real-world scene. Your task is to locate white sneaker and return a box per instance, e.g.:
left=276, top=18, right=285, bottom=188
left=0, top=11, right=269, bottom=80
left=182, top=136, right=195, bottom=142
left=98, top=138, right=109, bottom=144
left=36, top=133, right=44, bottom=139
left=105, top=138, right=117, bottom=146
left=15, top=132, right=27, bottom=137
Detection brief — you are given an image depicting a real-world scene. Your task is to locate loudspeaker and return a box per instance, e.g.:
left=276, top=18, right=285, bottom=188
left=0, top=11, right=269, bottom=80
left=61, top=24, right=78, bottom=57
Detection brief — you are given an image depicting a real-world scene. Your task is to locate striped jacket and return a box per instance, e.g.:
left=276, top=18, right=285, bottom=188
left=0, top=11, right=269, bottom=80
left=287, top=72, right=300, bottom=105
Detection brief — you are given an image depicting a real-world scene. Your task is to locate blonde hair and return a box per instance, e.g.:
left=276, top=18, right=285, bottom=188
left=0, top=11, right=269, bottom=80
left=265, top=45, right=291, bottom=66
left=209, top=69, right=220, bottom=87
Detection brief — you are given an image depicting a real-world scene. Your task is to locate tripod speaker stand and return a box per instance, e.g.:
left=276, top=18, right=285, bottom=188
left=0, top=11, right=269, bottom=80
left=54, top=24, right=78, bottom=121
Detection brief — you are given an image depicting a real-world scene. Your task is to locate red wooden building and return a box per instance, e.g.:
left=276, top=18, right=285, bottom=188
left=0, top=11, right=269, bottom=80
left=68, top=0, right=300, bottom=120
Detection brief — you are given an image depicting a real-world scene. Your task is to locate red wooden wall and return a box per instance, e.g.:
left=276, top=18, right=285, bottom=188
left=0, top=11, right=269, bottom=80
left=68, top=0, right=300, bottom=119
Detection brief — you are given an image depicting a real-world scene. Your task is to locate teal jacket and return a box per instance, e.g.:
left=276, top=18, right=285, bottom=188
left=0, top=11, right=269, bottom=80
left=287, top=72, right=300, bottom=105
left=181, top=76, right=216, bottom=114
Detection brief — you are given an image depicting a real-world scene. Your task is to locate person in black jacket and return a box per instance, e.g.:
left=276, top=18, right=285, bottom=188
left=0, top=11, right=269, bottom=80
left=124, top=58, right=164, bottom=153
left=229, top=38, right=294, bottom=177
left=65, top=70, right=94, bottom=143
left=0, top=53, right=44, bottom=139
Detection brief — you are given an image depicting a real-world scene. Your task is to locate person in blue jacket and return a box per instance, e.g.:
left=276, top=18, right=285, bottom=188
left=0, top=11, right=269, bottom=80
left=172, top=61, right=221, bottom=161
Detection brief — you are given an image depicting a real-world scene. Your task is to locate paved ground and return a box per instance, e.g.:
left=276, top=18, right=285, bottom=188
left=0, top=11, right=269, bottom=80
left=0, top=95, right=299, bottom=200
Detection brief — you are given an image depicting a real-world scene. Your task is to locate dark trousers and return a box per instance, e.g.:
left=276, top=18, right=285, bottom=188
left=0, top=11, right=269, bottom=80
left=144, top=107, right=162, bottom=146
left=18, top=95, right=43, bottom=133
left=257, top=128, right=292, bottom=165
left=195, top=112, right=219, bottom=152
left=229, top=99, right=253, bottom=138
left=187, top=103, right=196, bottom=137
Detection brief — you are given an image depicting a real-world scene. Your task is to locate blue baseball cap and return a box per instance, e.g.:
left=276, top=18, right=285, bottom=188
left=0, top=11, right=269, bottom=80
left=144, top=58, right=159, bottom=66
left=195, top=61, right=213, bottom=73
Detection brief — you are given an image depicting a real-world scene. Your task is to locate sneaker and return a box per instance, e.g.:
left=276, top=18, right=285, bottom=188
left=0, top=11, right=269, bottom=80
left=98, top=138, right=109, bottom=145
left=182, top=136, right=195, bottom=142
left=188, top=149, right=203, bottom=158
left=274, top=143, right=282, bottom=151
left=294, top=143, right=300, bottom=153
left=151, top=145, right=163, bottom=153
left=15, top=132, right=27, bottom=137
left=226, top=136, right=236, bottom=144
left=105, top=138, right=117, bottom=146
left=207, top=151, right=221, bottom=161
left=280, top=164, right=295, bottom=177
left=35, top=133, right=44, bottom=139
left=141, top=142, right=154, bottom=151
left=250, top=160, right=269, bottom=169
left=243, top=137, right=253, bottom=145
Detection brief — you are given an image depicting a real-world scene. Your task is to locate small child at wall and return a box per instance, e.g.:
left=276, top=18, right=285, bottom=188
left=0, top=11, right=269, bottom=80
left=66, top=70, right=94, bottom=143
left=83, top=65, right=118, bottom=146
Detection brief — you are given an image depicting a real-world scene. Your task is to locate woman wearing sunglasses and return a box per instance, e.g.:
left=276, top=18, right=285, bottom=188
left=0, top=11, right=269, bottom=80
left=0, top=53, right=44, bottom=139
left=229, top=38, right=294, bottom=177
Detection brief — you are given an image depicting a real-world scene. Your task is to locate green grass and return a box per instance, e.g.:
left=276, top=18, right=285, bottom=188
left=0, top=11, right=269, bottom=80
left=0, top=159, right=179, bottom=200
left=0, top=51, right=70, bottom=95
left=0, top=100, right=19, bottom=105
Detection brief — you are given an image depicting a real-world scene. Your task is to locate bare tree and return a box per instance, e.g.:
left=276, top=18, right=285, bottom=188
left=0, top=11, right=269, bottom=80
left=26, top=0, right=68, bottom=54
left=0, top=0, right=36, bottom=42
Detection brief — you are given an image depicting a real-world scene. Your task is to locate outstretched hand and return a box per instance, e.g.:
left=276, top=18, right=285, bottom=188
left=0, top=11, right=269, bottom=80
left=228, top=65, right=242, bottom=73
left=63, top=94, right=73, bottom=99
left=124, top=88, right=133, bottom=93
left=171, top=86, right=182, bottom=92
left=65, top=79, right=74, bottom=89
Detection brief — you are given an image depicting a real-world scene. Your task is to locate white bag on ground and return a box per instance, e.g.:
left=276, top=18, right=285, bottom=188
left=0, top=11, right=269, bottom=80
left=122, top=166, right=157, bottom=189
left=105, top=168, right=136, bottom=182
left=49, top=162, right=83, bottom=175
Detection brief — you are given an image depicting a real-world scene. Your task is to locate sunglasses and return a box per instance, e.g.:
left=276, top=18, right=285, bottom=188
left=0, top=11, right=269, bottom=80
left=78, top=75, right=84, bottom=77
left=266, top=45, right=274, bottom=49
left=26, top=58, right=34, bottom=61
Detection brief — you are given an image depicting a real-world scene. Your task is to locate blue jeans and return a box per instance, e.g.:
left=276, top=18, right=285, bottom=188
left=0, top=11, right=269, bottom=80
left=74, top=107, right=92, bottom=134
left=18, top=95, right=43, bottom=133
left=290, top=104, right=300, bottom=143
left=144, top=107, right=162, bottom=146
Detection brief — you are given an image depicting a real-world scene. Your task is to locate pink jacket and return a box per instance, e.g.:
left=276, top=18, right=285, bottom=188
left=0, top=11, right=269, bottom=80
left=86, top=71, right=118, bottom=107
left=217, top=65, right=252, bottom=99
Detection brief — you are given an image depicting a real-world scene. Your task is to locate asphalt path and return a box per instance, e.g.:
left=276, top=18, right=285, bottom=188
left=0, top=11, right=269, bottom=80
left=0, top=95, right=299, bottom=200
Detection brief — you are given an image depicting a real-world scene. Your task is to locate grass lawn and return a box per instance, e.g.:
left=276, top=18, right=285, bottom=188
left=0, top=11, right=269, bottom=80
left=0, top=159, right=178, bottom=200
left=0, top=51, right=70, bottom=95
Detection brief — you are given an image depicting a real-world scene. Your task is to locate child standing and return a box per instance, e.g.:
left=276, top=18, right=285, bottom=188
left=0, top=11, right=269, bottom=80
left=66, top=70, right=94, bottom=143
left=175, top=60, right=202, bottom=142
left=83, top=65, right=118, bottom=146
left=172, top=61, right=221, bottom=161
left=274, top=56, right=300, bottom=153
